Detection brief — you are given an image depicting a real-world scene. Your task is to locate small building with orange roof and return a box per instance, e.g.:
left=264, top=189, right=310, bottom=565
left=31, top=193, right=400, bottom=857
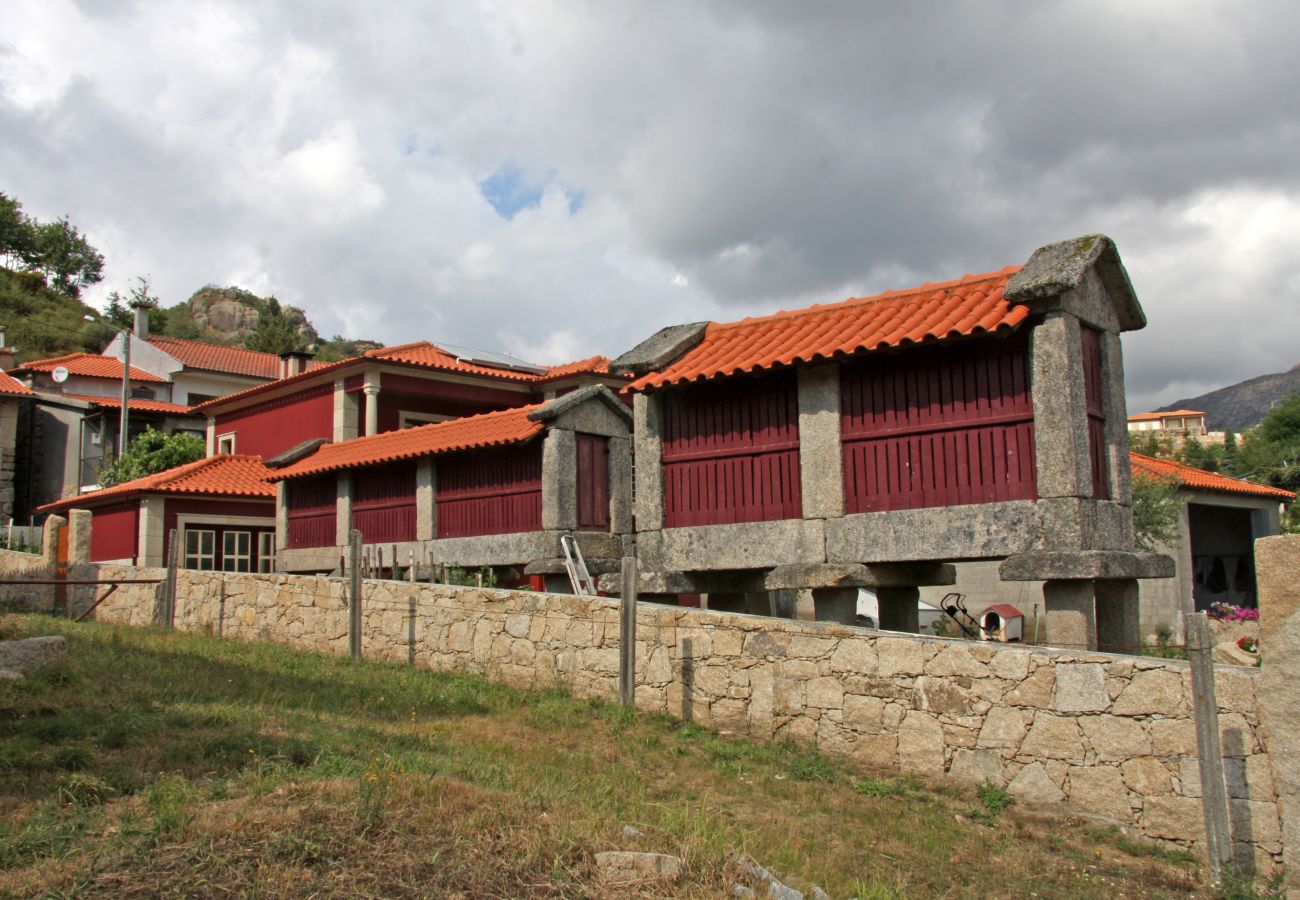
left=264, top=385, right=631, bottom=585
left=613, top=234, right=1171, bottom=652
left=38, top=454, right=276, bottom=569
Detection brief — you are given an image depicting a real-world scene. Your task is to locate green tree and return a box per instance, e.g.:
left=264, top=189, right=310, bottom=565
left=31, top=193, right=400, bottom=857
left=1130, top=467, right=1185, bottom=551
left=32, top=217, right=105, bottom=298
left=0, top=192, right=37, bottom=269
left=1237, top=394, right=1300, bottom=491
left=97, top=428, right=205, bottom=487
left=244, top=297, right=308, bottom=355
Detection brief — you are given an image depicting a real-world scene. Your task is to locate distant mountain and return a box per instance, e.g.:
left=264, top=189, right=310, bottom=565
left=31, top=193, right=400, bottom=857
left=1158, top=365, right=1300, bottom=432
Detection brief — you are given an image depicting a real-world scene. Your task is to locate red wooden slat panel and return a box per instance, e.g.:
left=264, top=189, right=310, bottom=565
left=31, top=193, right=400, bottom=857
left=662, top=372, right=802, bottom=527
left=287, top=474, right=337, bottom=548
left=436, top=442, right=542, bottom=538
left=353, top=462, right=417, bottom=543
left=841, top=333, right=1036, bottom=513
left=90, top=501, right=138, bottom=562
left=575, top=433, right=611, bottom=530
left=1081, top=326, right=1109, bottom=499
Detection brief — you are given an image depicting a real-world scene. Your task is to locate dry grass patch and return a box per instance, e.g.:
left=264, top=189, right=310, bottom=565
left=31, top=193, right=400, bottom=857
left=0, top=612, right=1216, bottom=898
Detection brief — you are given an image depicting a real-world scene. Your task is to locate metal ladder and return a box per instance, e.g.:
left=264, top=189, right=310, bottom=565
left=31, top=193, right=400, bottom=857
left=560, top=533, right=597, bottom=595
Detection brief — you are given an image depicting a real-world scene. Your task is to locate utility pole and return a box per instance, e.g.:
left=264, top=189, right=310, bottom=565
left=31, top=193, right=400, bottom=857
left=118, top=330, right=131, bottom=457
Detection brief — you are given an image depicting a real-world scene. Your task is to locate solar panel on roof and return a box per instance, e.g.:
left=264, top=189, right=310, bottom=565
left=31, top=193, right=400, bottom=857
left=435, top=343, right=547, bottom=374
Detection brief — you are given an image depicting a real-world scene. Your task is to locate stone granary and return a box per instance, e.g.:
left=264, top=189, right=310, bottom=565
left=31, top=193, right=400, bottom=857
left=612, top=235, right=1172, bottom=652
left=267, top=385, right=632, bottom=587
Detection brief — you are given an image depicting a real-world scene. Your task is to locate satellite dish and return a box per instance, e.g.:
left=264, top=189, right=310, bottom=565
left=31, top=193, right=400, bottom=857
left=51, top=366, right=69, bottom=384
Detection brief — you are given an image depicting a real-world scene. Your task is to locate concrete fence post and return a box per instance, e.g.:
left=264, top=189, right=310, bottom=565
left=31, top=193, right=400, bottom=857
left=348, top=529, right=363, bottom=661
left=1186, top=612, right=1232, bottom=885
left=619, top=554, right=637, bottom=706
left=1256, top=534, right=1300, bottom=895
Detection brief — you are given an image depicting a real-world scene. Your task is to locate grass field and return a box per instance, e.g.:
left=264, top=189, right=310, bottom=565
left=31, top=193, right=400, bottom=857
left=0, top=612, right=1224, bottom=898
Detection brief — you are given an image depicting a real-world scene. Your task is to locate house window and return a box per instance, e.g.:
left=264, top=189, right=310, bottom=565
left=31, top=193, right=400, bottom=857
left=186, top=393, right=218, bottom=405
left=257, top=532, right=275, bottom=573
left=184, top=529, right=216, bottom=570
left=131, top=386, right=156, bottom=400
left=217, top=433, right=236, bottom=454
left=399, top=411, right=453, bottom=429
left=222, top=531, right=252, bottom=573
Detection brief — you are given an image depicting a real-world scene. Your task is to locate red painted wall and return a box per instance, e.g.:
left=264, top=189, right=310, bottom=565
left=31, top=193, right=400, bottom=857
left=353, top=462, right=417, bottom=543
left=841, top=331, right=1036, bottom=513
left=661, top=372, right=802, bottom=527
left=575, top=433, right=610, bottom=531
left=375, top=373, right=531, bottom=433
left=1081, top=326, right=1109, bottom=500
left=90, top=501, right=139, bottom=562
left=214, top=383, right=333, bottom=458
left=436, top=443, right=542, bottom=538
left=286, top=475, right=338, bottom=548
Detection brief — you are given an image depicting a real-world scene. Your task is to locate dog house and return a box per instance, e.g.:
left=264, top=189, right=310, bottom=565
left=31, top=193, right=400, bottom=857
left=979, top=603, right=1025, bottom=642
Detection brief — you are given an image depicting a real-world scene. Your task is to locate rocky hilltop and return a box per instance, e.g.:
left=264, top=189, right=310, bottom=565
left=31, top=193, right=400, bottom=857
left=182, top=286, right=318, bottom=345
left=1158, top=364, right=1300, bottom=432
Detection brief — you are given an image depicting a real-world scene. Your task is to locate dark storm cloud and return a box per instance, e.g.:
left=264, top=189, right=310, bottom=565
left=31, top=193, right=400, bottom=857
left=2, top=0, right=1297, bottom=413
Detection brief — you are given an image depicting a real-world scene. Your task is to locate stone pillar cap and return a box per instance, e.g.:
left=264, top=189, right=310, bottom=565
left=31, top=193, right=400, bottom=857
left=999, top=550, right=1174, bottom=582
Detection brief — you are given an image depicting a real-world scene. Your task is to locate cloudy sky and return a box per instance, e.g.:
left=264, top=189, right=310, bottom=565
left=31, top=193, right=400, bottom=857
left=2, top=1, right=1297, bottom=412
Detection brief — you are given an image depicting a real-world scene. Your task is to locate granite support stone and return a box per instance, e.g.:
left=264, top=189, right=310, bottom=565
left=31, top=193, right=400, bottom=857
left=275, top=482, right=289, bottom=563
left=416, top=459, right=436, bottom=541
left=541, top=428, right=577, bottom=531
left=1030, top=312, right=1093, bottom=501
left=632, top=393, right=664, bottom=531
left=608, top=436, right=633, bottom=535
left=1257, top=535, right=1300, bottom=893
left=797, top=363, right=843, bottom=520
left=1099, top=330, right=1133, bottom=506
left=877, top=586, right=920, bottom=633
left=1042, top=580, right=1098, bottom=650
left=335, top=473, right=353, bottom=547
left=812, top=587, right=857, bottom=624
left=1095, top=579, right=1140, bottom=654
left=333, top=378, right=359, bottom=443
left=137, top=498, right=164, bottom=567
left=66, top=509, right=91, bottom=565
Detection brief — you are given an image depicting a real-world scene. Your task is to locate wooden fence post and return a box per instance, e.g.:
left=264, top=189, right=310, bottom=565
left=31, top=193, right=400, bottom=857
left=1186, top=611, right=1232, bottom=886
left=163, top=528, right=178, bottom=631
left=348, top=529, right=363, bottom=661
left=619, top=553, right=637, bottom=707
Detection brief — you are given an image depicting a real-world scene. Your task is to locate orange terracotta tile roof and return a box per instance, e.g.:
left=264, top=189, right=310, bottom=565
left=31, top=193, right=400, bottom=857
left=62, top=393, right=195, bottom=416
left=271, top=404, right=545, bottom=480
left=361, top=342, right=544, bottom=382
left=629, top=266, right=1030, bottom=391
left=192, top=341, right=618, bottom=413
left=0, top=372, right=33, bottom=396
left=1128, top=410, right=1205, bottom=422
left=38, top=454, right=276, bottom=511
left=12, top=352, right=167, bottom=383
left=540, top=355, right=627, bottom=381
left=1130, top=452, right=1295, bottom=501
left=147, top=336, right=323, bottom=379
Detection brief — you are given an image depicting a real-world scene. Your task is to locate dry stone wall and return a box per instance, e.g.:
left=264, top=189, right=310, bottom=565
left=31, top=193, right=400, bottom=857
left=87, top=564, right=1280, bottom=873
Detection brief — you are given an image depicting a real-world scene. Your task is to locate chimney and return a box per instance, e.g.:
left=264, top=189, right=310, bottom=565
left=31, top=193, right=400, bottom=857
left=0, top=327, right=12, bottom=372
left=279, top=350, right=314, bottom=379
left=130, top=302, right=149, bottom=339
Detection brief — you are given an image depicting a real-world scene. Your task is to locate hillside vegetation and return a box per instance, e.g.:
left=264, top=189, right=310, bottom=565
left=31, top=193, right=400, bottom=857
left=0, top=613, right=1215, bottom=899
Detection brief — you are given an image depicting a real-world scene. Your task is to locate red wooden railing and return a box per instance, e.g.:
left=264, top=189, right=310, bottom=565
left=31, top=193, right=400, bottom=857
left=286, top=474, right=337, bottom=548
left=89, top=501, right=139, bottom=562
left=1081, top=325, right=1109, bottom=500
left=436, top=443, right=542, bottom=538
left=353, top=462, right=417, bottom=543
left=661, top=372, right=802, bottom=527
left=841, top=332, right=1037, bottom=513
